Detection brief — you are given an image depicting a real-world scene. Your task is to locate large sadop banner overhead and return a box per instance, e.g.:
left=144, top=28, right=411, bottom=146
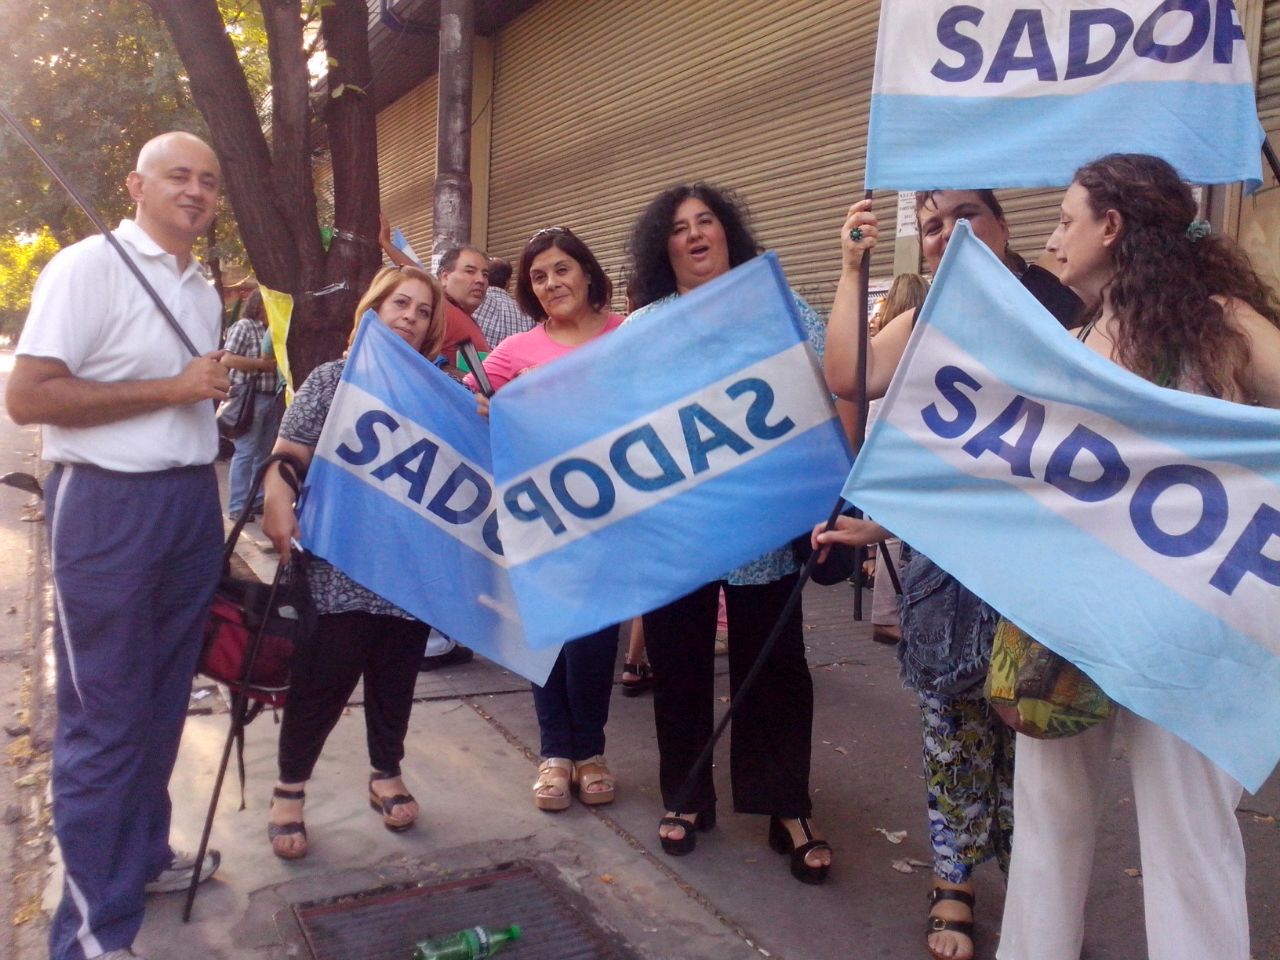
left=490, top=254, right=853, bottom=649
left=866, top=0, right=1264, bottom=190
left=843, top=222, right=1280, bottom=792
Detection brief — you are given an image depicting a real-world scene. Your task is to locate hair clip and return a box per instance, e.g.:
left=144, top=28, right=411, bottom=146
left=1185, top=219, right=1210, bottom=242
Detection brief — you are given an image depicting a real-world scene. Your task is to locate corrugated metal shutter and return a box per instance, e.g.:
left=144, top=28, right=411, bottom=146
left=485, top=0, right=890, bottom=313
left=376, top=76, right=438, bottom=257
left=1258, top=3, right=1280, bottom=164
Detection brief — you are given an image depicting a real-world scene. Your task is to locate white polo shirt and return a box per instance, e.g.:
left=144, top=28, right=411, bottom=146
left=17, top=219, right=222, bottom=471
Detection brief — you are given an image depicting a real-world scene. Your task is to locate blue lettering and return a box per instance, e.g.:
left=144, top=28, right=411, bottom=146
left=680, top=403, right=753, bottom=475
left=921, top=365, right=982, bottom=439
left=961, top=395, right=1045, bottom=478
left=1209, top=503, right=1280, bottom=595
left=370, top=437, right=440, bottom=504
left=503, top=479, right=566, bottom=535
left=1044, top=425, right=1130, bottom=502
left=549, top=458, right=616, bottom=520
left=1065, top=8, right=1134, bottom=80
left=931, top=5, right=985, bottom=82
left=610, top=424, right=685, bottom=492
left=1213, top=0, right=1244, bottom=63
left=1129, top=464, right=1227, bottom=557
left=482, top=509, right=504, bottom=556
left=335, top=409, right=399, bottom=466
left=1134, top=0, right=1210, bottom=64
left=727, top=377, right=795, bottom=441
left=426, top=463, right=490, bottom=525
left=985, top=10, right=1057, bottom=82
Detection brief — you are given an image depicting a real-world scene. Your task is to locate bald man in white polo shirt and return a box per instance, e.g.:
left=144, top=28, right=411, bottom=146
left=7, top=131, right=231, bottom=960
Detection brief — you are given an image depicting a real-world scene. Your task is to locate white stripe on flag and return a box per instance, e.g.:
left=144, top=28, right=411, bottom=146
left=888, top=326, right=1280, bottom=655
left=314, top=380, right=507, bottom=566
left=498, top=341, right=834, bottom=565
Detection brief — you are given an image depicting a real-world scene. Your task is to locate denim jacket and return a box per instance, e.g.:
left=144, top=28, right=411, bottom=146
left=895, top=544, right=999, bottom=695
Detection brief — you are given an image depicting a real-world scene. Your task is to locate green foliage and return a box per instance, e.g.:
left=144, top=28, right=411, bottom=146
left=0, top=0, right=268, bottom=259
left=0, top=228, right=59, bottom=339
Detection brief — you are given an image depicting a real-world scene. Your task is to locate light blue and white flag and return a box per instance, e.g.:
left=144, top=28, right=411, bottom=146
left=299, top=314, right=561, bottom=685
left=867, top=0, right=1263, bottom=190
left=844, top=221, right=1280, bottom=791
left=390, top=227, right=424, bottom=268
left=490, top=254, right=853, bottom=649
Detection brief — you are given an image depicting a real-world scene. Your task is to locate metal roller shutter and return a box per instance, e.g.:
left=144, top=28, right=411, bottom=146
left=485, top=0, right=888, bottom=314
left=1258, top=2, right=1280, bottom=165
left=376, top=77, right=439, bottom=257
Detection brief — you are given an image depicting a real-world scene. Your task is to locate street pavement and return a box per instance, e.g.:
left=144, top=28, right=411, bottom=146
left=1, top=395, right=1277, bottom=959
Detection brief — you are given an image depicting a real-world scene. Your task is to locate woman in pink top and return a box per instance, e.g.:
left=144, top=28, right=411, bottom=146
left=465, top=227, right=624, bottom=811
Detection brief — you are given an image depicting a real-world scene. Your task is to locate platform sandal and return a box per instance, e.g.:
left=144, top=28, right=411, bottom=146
left=659, top=806, right=716, bottom=856
left=768, top=816, right=831, bottom=885
left=368, top=771, right=418, bottom=832
left=267, top=786, right=308, bottom=860
left=927, top=885, right=976, bottom=960
left=620, top=661, right=654, bottom=697
left=571, top=755, right=616, bottom=806
left=533, top=757, right=573, bottom=812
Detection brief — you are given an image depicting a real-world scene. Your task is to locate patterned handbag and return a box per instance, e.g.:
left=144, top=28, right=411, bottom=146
left=984, top=618, right=1112, bottom=739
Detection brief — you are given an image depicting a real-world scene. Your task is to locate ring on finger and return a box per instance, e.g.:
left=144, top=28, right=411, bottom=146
left=849, top=227, right=864, bottom=242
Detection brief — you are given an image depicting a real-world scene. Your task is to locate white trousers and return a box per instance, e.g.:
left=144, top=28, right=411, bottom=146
left=997, top=709, right=1248, bottom=960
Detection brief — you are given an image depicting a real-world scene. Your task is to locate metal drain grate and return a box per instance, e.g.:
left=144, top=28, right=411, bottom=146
left=292, top=861, right=634, bottom=960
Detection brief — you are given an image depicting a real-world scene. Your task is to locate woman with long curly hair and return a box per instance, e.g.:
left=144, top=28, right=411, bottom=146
left=996, top=153, right=1280, bottom=960
left=625, top=182, right=835, bottom=885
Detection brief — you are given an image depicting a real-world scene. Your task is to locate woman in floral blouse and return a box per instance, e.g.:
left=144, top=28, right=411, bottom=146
left=259, top=265, right=446, bottom=859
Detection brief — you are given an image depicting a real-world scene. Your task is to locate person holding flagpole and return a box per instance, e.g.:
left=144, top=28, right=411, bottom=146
left=464, top=226, right=625, bottom=812
left=625, top=182, right=834, bottom=885
left=259, top=264, right=447, bottom=859
left=995, top=153, right=1280, bottom=960
left=817, top=188, right=1080, bottom=960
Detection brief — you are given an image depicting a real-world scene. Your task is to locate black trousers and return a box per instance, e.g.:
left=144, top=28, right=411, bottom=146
left=277, top=611, right=429, bottom=782
left=643, top=574, right=813, bottom=817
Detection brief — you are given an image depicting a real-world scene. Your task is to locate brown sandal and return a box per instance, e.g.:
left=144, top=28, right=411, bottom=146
left=533, top=757, right=572, bottom=811
left=571, top=755, right=616, bottom=805
left=368, top=771, right=417, bottom=832
left=267, top=786, right=308, bottom=860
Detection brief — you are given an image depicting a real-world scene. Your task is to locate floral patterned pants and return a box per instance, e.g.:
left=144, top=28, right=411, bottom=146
left=920, top=690, right=1015, bottom=884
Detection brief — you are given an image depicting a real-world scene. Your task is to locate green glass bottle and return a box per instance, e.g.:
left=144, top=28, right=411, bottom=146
left=412, top=924, right=521, bottom=960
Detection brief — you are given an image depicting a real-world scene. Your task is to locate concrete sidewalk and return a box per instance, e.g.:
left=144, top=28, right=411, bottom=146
left=93, top=517, right=1278, bottom=960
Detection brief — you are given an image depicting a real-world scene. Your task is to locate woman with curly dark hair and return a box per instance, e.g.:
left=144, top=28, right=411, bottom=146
left=625, top=183, right=834, bottom=885
left=996, top=153, right=1280, bottom=960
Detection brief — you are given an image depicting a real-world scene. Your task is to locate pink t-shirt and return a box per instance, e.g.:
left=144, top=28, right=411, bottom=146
left=464, top=312, right=624, bottom=392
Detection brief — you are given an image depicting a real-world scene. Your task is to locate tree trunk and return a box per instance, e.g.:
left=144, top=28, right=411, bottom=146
left=305, top=0, right=383, bottom=380
left=148, top=0, right=382, bottom=385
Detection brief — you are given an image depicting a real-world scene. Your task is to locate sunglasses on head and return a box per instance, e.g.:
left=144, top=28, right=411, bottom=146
left=529, top=226, right=573, bottom=242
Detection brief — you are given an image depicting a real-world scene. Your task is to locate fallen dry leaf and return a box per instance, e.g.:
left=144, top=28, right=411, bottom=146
left=599, top=874, right=615, bottom=884
left=874, top=827, right=907, bottom=844
left=1124, top=867, right=1142, bottom=878
left=891, top=859, right=914, bottom=873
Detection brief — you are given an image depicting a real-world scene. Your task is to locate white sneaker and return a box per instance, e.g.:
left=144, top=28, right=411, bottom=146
left=143, top=848, right=221, bottom=895
left=95, top=950, right=147, bottom=959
